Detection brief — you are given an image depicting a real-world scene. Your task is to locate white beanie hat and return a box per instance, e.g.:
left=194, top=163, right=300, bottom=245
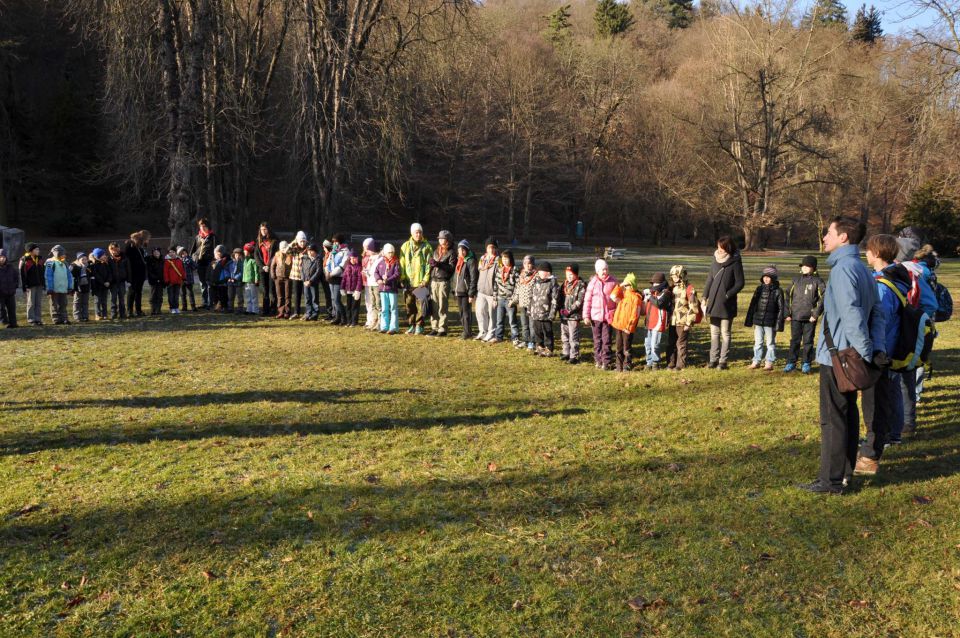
left=383, top=243, right=396, bottom=254
left=295, top=230, right=308, bottom=243
left=595, top=259, right=608, bottom=276
left=279, top=241, right=289, bottom=253
left=362, top=237, right=375, bottom=250
left=410, top=222, right=423, bottom=235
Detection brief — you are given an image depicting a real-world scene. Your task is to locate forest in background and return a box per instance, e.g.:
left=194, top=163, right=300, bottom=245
left=2, top=0, right=960, bottom=253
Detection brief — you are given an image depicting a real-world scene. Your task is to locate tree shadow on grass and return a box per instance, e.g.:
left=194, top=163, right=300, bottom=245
left=1, top=314, right=299, bottom=340
left=0, top=407, right=588, bottom=456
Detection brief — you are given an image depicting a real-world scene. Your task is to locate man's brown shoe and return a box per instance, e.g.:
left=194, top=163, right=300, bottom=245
left=854, top=455, right=879, bottom=476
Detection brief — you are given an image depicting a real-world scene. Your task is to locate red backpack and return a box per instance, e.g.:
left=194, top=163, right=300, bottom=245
left=688, top=284, right=703, bottom=324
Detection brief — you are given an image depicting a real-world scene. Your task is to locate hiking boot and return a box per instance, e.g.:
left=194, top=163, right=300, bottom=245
left=796, top=479, right=843, bottom=495
left=406, top=326, right=416, bottom=335
left=568, top=358, right=579, bottom=365
left=415, top=326, right=424, bottom=335
left=854, top=455, right=879, bottom=476
left=783, top=362, right=796, bottom=373
left=707, top=361, right=718, bottom=369
left=801, top=363, right=812, bottom=374
left=718, top=362, right=729, bottom=370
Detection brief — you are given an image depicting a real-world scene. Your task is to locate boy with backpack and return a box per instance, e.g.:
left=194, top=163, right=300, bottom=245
left=784, top=256, right=825, bottom=374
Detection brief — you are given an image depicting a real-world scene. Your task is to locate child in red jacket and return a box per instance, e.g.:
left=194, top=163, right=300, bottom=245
left=642, top=272, right=674, bottom=370
left=163, top=246, right=186, bottom=314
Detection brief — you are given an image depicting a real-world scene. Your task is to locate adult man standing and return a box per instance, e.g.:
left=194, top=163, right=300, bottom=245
left=799, top=217, right=885, bottom=495
left=400, top=223, right=432, bottom=335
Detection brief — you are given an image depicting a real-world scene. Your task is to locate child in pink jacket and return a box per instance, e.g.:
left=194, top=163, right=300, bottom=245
left=583, top=259, right=619, bottom=370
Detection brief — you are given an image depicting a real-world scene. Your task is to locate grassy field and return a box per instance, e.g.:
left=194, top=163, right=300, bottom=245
left=1, top=249, right=958, bottom=637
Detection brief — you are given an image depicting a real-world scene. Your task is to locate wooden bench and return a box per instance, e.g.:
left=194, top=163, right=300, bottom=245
left=546, top=241, right=573, bottom=251
left=604, top=247, right=627, bottom=260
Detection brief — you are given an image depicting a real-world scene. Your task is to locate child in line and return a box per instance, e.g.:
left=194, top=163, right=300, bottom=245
left=300, top=244, right=323, bottom=321
left=584, top=259, right=619, bottom=370
left=495, top=249, right=520, bottom=344
left=513, top=255, right=537, bottom=351
left=784, top=256, right=825, bottom=374
left=146, top=247, right=165, bottom=315
left=0, top=249, right=18, bottom=328
left=19, top=242, right=45, bottom=326
left=227, top=247, right=245, bottom=313
left=558, top=263, right=586, bottom=364
left=70, top=252, right=91, bottom=322
left=529, top=261, right=559, bottom=356
left=209, top=245, right=231, bottom=312
left=163, top=246, right=185, bottom=314
left=475, top=238, right=499, bottom=341
left=376, top=243, right=401, bottom=334
left=107, top=242, right=129, bottom=319
left=178, top=247, right=198, bottom=311
left=45, top=245, right=74, bottom=325
left=454, top=240, right=478, bottom=339
left=271, top=241, right=292, bottom=318
left=667, top=265, right=699, bottom=371
left=642, top=272, right=673, bottom=370
left=289, top=231, right=308, bottom=319
left=362, top=238, right=382, bottom=330
left=341, top=249, right=364, bottom=327
left=611, top=273, right=643, bottom=372
left=744, top=266, right=786, bottom=370
left=88, top=248, right=112, bottom=321
left=242, top=242, right=260, bottom=315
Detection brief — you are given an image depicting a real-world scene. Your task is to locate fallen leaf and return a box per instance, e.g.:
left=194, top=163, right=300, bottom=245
left=61, top=581, right=71, bottom=590
left=364, top=474, right=380, bottom=484
left=907, top=518, right=934, bottom=530
left=78, top=575, right=88, bottom=588
left=307, top=511, right=314, bottom=520
left=627, top=596, right=667, bottom=612
left=281, top=556, right=294, bottom=563
left=912, top=495, right=933, bottom=505
left=13, top=503, right=40, bottom=517
left=512, top=600, right=524, bottom=610
left=847, top=599, right=870, bottom=608
left=65, top=595, right=85, bottom=609
left=322, top=465, right=332, bottom=472
left=202, top=570, right=217, bottom=580
left=749, top=444, right=762, bottom=451
left=487, top=462, right=498, bottom=473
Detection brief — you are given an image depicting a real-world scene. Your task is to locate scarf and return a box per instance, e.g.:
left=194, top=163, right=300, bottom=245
left=563, top=277, right=580, bottom=295
left=199, top=228, right=212, bottom=239
left=714, top=249, right=730, bottom=264
left=479, top=253, right=497, bottom=271
left=519, top=269, right=536, bottom=285
left=500, top=264, right=513, bottom=282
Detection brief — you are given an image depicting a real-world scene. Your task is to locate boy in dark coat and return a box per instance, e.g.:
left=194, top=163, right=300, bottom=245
left=558, top=263, right=586, bottom=363
left=529, top=261, right=560, bottom=356
left=0, top=249, right=19, bottom=328
left=19, top=242, right=45, bottom=325
left=146, top=247, right=165, bottom=315
left=744, top=265, right=786, bottom=370
left=89, top=248, right=113, bottom=320
left=784, top=255, right=826, bottom=374
left=70, top=252, right=92, bottom=322
left=454, top=240, right=479, bottom=339
left=107, top=242, right=130, bottom=319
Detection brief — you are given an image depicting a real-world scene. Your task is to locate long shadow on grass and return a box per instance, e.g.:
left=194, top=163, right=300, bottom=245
left=0, top=388, right=420, bottom=412
left=0, top=408, right=587, bottom=455
left=1, top=314, right=297, bottom=340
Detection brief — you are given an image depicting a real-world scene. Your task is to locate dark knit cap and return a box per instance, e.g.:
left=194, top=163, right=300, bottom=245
left=538, top=261, right=552, bottom=273
left=650, top=272, right=667, bottom=285
left=566, top=263, right=579, bottom=276
left=800, top=256, right=817, bottom=269
left=485, top=237, right=498, bottom=249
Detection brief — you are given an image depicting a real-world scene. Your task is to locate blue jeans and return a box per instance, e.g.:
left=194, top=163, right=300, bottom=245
left=644, top=329, right=663, bottom=366
left=329, top=283, right=344, bottom=320
left=495, top=298, right=519, bottom=340
left=752, top=326, right=776, bottom=363
left=304, top=284, right=320, bottom=318
left=380, top=292, right=398, bottom=332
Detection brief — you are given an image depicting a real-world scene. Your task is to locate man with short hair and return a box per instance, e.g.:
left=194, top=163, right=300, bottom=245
left=400, top=223, right=433, bottom=335
left=799, top=217, right=885, bottom=495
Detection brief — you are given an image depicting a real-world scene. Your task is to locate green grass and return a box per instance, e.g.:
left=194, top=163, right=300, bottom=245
left=1, top=249, right=959, bottom=637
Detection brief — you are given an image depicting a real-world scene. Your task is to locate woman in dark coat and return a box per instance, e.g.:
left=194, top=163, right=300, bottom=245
left=190, top=217, right=217, bottom=309
left=703, top=235, right=745, bottom=369
left=255, top=221, right=279, bottom=316
left=125, top=230, right=150, bottom=317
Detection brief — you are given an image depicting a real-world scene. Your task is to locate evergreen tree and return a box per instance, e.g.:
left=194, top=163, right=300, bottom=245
left=802, top=0, right=848, bottom=29
left=900, top=181, right=960, bottom=256
left=544, top=4, right=574, bottom=47
left=595, top=0, right=635, bottom=38
left=851, top=4, right=883, bottom=44
left=665, top=0, right=695, bottom=29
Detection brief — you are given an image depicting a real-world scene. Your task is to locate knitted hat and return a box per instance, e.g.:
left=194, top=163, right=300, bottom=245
left=458, top=239, right=470, bottom=250
left=76, top=251, right=87, bottom=259
left=362, top=237, right=376, bottom=251
left=800, top=255, right=817, bottom=270
left=650, top=272, right=666, bottom=285
left=762, top=265, right=778, bottom=278
left=215, top=244, right=227, bottom=256
left=566, top=263, right=579, bottom=276
left=176, top=246, right=186, bottom=254
left=594, top=259, right=608, bottom=275
left=322, top=240, right=333, bottom=249
left=348, top=248, right=358, bottom=257
left=243, top=242, right=256, bottom=253
left=538, top=261, right=552, bottom=273
left=26, top=242, right=39, bottom=253
left=411, top=222, right=424, bottom=235
left=669, top=264, right=687, bottom=281
left=51, top=245, right=65, bottom=256
left=623, top=273, right=638, bottom=289
left=295, top=230, right=308, bottom=243
left=91, top=248, right=106, bottom=259
left=308, top=243, right=319, bottom=252
left=438, top=230, right=453, bottom=243
left=523, top=254, right=536, bottom=267
left=485, top=236, right=498, bottom=249
left=279, top=241, right=289, bottom=253
left=383, top=243, right=396, bottom=254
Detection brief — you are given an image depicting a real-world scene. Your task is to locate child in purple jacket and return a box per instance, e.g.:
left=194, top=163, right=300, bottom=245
left=375, top=243, right=401, bottom=334
left=341, top=249, right=364, bottom=327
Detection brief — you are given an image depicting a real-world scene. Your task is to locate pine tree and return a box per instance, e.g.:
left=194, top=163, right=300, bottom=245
left=900, top=181, right=960, bottom=256
left=666, top=0, right=695, bottom=29
left=851, top=4, right=883, bottom=44
left=595, top=0, right=634, bottom=38
left=544, top=4, right=574, bottom=47
left=802, top=0, right=848, bottom=29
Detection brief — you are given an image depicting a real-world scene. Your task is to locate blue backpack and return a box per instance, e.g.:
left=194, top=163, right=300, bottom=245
left=877, top=277, right=934, bottom=371
left=932, top=278, right=953, bottom=322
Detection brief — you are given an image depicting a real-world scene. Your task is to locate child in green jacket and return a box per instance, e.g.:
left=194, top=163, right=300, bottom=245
left=242, top=242, right=260, bottom=314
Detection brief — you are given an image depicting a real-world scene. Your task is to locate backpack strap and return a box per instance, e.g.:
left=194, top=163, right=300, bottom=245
left=876, top=276, right=907, bottom=308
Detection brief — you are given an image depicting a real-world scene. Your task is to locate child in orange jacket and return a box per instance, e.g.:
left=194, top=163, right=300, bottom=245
left=610, top=273, right=643, bottom=372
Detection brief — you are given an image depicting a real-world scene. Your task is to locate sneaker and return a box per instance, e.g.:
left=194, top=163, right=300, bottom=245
left=748, top=361, right=761, bottom=369
left=568, top=358, right=579, bottom=365
left=473, top=334, right=483, bottom=341
left=514, top=341, right=526, bottom=349
left=796, top=479, right=843, bottom=495
left=707, top=361, right=718, bottom=369
left=854, top=455, right=879, bottom=476
left=783, top=363, right=796, bottom=373
left=436, top=331, right=447, bottom=337
left=764, top=361, right=774, bottom=371
left=407, top=326, right=416, bottom=335
left=415, top=326, right=424, bottom=335
left=886, top=437, right=902, bottom=446
left=801, top=363, right=812, bottom=374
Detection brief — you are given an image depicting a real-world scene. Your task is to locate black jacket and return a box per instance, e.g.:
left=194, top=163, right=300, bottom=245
left=704, top=251, right=745, bottom=319
left=89, top=261, right=113, bottom=293
left=558, top=278, right=586, bottom=321
left=454, top=255, right=478, bottom=298
left=430, top=247, right=457, bottom=282
left=19, top=255, right=45, bottom=289
left=495, top=264, right=519, bottom=301
left=301, top=254, right=323, bottom=286
left=0, top=262, right=19, bottom=296
left=70, top=263, right=91, bottom=292
left=255, top=237, right=278, bottom=274
left=146, top=255, right=165, bottom=286
left=786, top=273, right=825, bottom=321
left=745, top=280, right=786, bottom=332
left=125, top=241, right=148, bottom=281
left=191, top=232, right=217, bottom=264
left=529, top=275, right=559, bottom=321
left=108, top=256, right=130, bottom=284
